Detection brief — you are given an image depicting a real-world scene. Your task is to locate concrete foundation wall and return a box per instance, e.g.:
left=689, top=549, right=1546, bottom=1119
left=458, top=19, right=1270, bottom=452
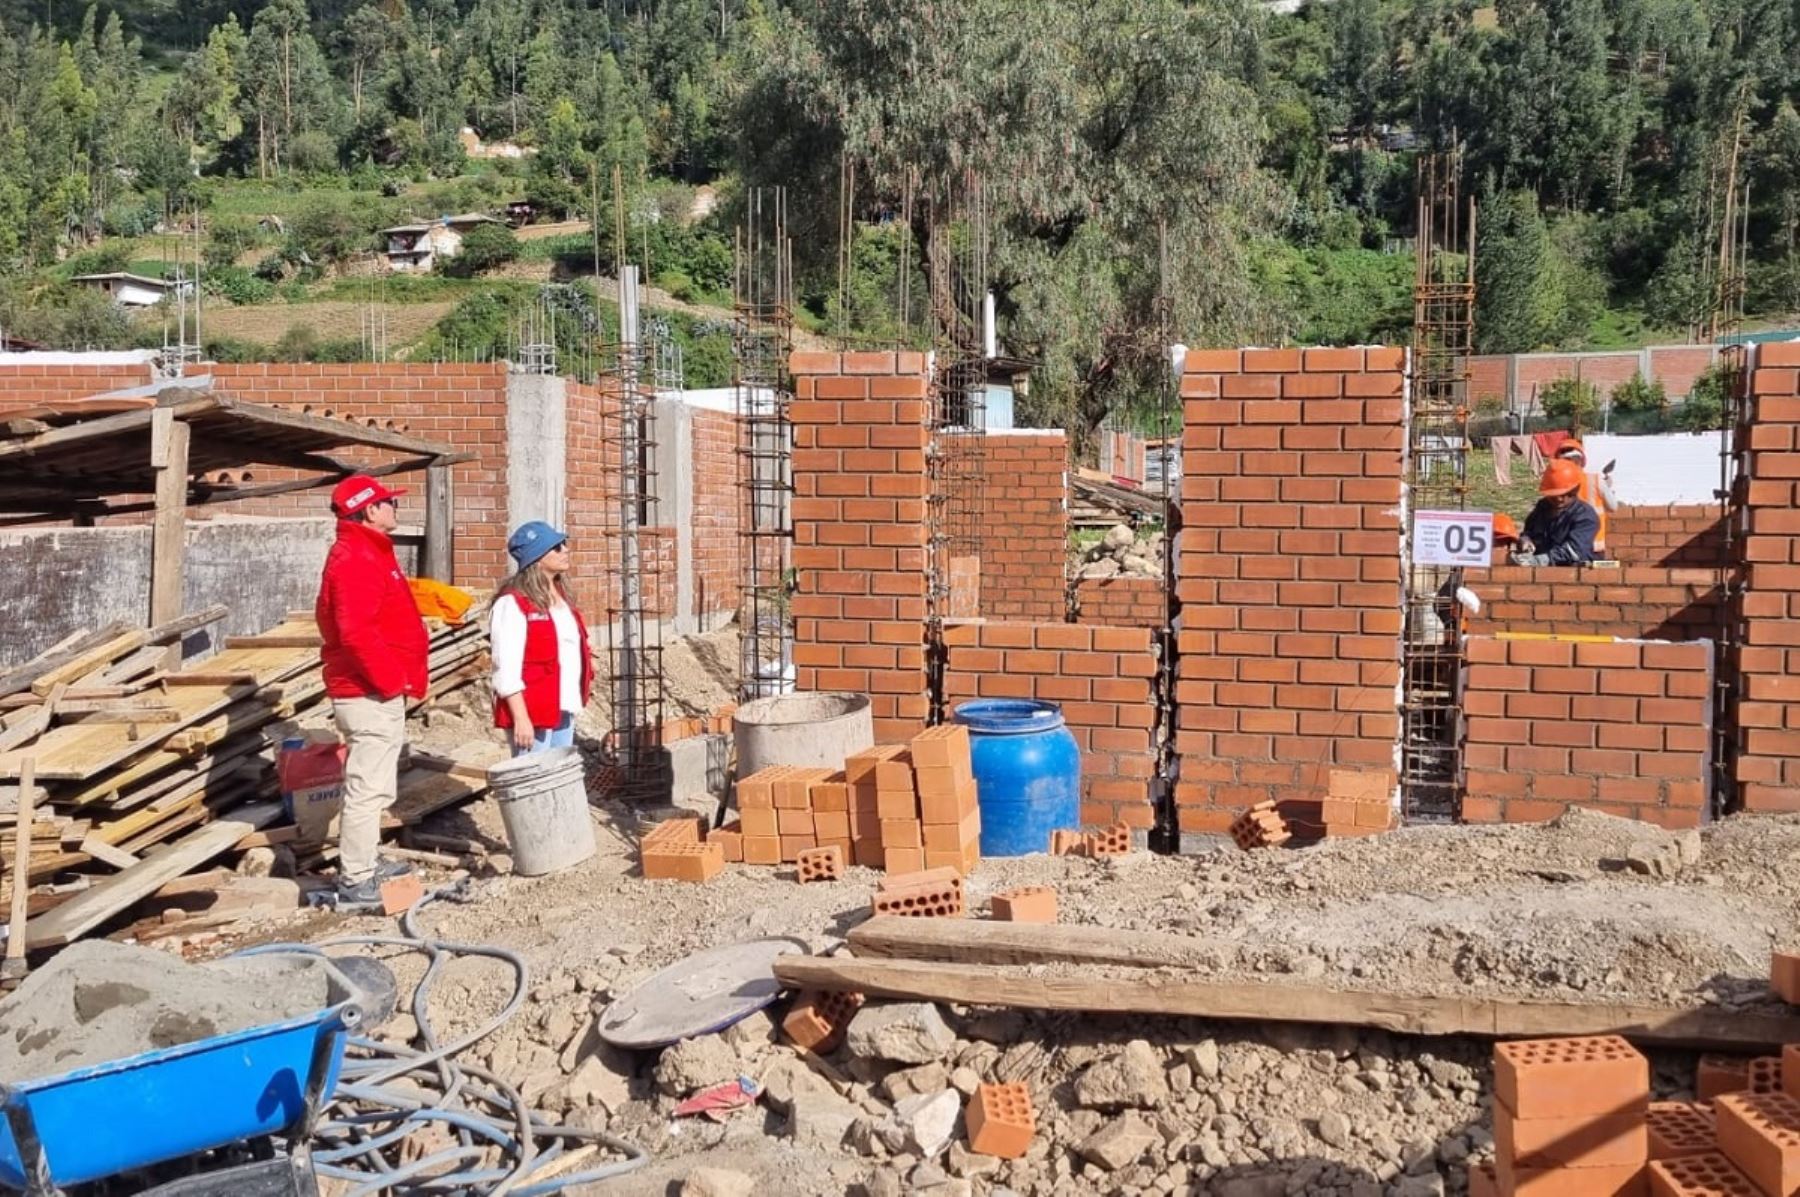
left=0, top=517, right=419, bottom=667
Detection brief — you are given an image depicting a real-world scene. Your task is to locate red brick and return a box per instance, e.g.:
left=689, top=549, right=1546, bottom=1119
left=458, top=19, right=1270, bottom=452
left=1715, top=1091, right=1800, bottom=1197
left=1494, top=1036, right=1649, bottom=1119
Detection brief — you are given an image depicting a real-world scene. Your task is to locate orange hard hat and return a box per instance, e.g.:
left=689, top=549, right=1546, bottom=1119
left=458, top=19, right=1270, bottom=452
left=1492, top=513, right=1520, bottom=543
left=1540, top=459, right=1584, bottom=496
left=1557, top=439, right=1586, bottom=461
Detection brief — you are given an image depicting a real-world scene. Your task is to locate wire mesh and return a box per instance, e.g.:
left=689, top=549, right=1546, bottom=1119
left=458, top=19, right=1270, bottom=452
left=1402, top=152, right=1476, bottom=824
left=734, top=188, right=796, bottom=701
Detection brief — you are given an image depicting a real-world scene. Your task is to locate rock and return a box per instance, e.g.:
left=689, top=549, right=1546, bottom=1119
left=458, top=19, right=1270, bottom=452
left=947, top=1141, right=1002, bottom=1179
left=1103, top=524, right=1136, bottom=551
left=845, top=1002, right=957, bottom=1064
left=879, top=1089, right=962, bottom=1158
left=1185, top=1040, right=1220, bottom=1080
left=950, top=1066, right=982, bottom=1096
left=655, top=1035, right=739, bottom=1095
left=1168, top=1063, right=1194, bottom=1094
left=788, top=1092, right=862, bottom=1150
left=862, top=1173, right=904, bottom=1197
left=683, top=1167, right=756, bottom=1197
left=1316, top=1110, right=1352, bottom=1149
left=1393, top=1176, right=1446, bottom=1197
left=1079, top=558, right=1121, bottom=581
left=1075, top=1040, right=1168, bottom=1109
left=1121, top=554, right=1155, bottom=576
left=722, top=1008, right=778, bottom=1052
left=880, top=1062, right=950, bottom=1102
left=236, top=846, right=277, bottom=877
left=1077, top=1113, right=1158, bottom=1171
left=565, top=1052, right=632, bottom=1112
left=758, top=1055, right=836, bottom=1112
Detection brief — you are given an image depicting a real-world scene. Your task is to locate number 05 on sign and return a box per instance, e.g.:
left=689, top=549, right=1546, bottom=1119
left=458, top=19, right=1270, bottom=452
left=1414, top=511, right=1495, bottom=567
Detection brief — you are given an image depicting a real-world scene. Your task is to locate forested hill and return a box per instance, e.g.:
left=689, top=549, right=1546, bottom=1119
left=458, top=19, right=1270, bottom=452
left=0, top=0, right=1794, bottom=431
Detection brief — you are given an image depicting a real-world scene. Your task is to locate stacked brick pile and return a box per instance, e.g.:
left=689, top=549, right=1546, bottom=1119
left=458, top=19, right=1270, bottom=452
left=1320, top=769, right=1395, bottom=837
left=942, top=621, right=1158, bottom=829
left=1476, top=1035, right=1649, bottom=1195
left=1732, top=341, right=1800, bottom=812
left=787, top=350, right=932, bottom=741
left=1460, top=637, right=1712, bottom=827
left=1173, top=347, right=1405, bottom=836
left=1072, top=576, right=1165, bottom=628
left=981, top=431, right=1069, bottom=622
left=1607, top=504, right=1728, bottom=568
left=728, top=725, right=982, bottom=874
left=639, top=818, right=724, bottom=882
left=1464, top=565, right=1725, bottom=642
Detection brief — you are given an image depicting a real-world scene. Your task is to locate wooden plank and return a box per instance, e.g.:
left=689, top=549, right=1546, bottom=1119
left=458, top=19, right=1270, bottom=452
left=424, top=460, right=453, bottom=581
left=25, top=801, right=282, bottom=950
left=58, top=703, right=182, bottom=722
left=847, top=916, right=1233, bottom=968
left=771, top=957, right=1800, bottom=1052
left=146, top=604, right=229, bottom=645
left=0, top=623, right=130, bottom=700
left=0, top=685, right=64, bottom=754
left=31, top=631, right=148, bottom=697
left=5, top=759, right=34, bottom=969
left=162, top=671, right=262, bottom=687
left=223, top=634, right=324, bottom=650
left=78, top=836, right=140, bottom=869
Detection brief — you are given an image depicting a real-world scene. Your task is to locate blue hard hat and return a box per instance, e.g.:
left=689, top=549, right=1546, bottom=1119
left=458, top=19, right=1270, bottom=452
left=507, top=521, right=568, bottom=569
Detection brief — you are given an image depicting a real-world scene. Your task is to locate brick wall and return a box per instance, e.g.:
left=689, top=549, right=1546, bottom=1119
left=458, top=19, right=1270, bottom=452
left=565, top=379, right=610, bottom=620
left=981, top=432, right=1067, bottom=622
left=1470, top=356, right=1508, bottom=408
left=1460, top=637, right=1712, bottom=828
left=1469, top=346, right=1720, bottom=409
left=788, top=350, right=931, bottom=741
left=691, top=406, right=740, bottom=621
left=208, top=363, right=512, bottom=587
left=1517, top=353, right=1640, bottom=405
left=942, top=621, right=1157, bottom=829
left=0, top=360, right=156, bottom=411
left=1606, top=504, right=1727, bottom=567
left=1647, top=346, right=1719, bottom=399
left=1464, top=565, right=1726, bottom=641
left=1072, top=576, right=1163, bottom=628
left=1730, top=342, right=1800, bottom=812
left=1172, top=346, right=1405, bottom=835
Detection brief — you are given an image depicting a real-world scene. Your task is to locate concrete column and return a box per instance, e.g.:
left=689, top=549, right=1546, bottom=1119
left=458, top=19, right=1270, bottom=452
left=653, top=396, right=697, bottom=635
left=506, top=374, right=567, bottom=533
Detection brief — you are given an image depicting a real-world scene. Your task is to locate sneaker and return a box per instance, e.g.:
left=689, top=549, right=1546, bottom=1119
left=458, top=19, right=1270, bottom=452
left=334, top=876, right=384, bottom=910
left=372, top=857, right=414, bottom=882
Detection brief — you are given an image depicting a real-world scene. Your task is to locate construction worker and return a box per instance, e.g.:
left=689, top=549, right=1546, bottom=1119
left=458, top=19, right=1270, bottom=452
left=490, top=521, right=592, bottom=756
left=1516, top=460, right=1599, bottom=565
left=1491, top=513, right=1520, bottom=565
left=316, top=474, right=429, bottom=909
left=1556, top=440, right=1615, bottom=555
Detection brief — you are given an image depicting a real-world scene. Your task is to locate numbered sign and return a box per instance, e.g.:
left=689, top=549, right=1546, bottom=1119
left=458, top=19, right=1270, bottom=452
left=1415, top=510, right=1494, bottom=567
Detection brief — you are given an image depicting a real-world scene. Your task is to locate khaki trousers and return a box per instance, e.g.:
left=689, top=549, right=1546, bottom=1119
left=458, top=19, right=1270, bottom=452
left=332, top=696, right=406, bottom=885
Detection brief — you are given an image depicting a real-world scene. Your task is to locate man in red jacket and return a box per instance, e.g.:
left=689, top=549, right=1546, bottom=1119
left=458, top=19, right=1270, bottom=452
left=316, top=474, right=430, bottom=908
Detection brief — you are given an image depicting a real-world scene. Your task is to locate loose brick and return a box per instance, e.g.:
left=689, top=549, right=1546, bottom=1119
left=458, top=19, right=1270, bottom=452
left=967, top=1082, right=1036, bottom=1159
left=1494, top=1036, right=1649, bottom=1120
left=991, top=886, right=1058, bottom=923
left=782, top=988, right=865, bottom=1053
left=1698, top=1057, right=1752, bottom=1100
left=1774, top=953, right=1800, bottom=1003
left=1648, top=1153, right=1761, bottom=1196
left=711, top=825, right=744, bottom=863
left=1493, top=1158, right=1647, bottom=1195
left=796, top=844, right=845, bottom=883
left=1714, top=1091, right=1800, bottom=1197
left=1494, top=1103, right=1648, bottom=1169
left=641, top=840, right=725, bottom=882
left=1649, top=1102, right=1718, bottom=1161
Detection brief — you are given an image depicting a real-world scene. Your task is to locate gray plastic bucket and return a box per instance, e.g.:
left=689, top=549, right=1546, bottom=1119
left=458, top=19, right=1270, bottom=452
left=486, top=747, right=595, bottom=876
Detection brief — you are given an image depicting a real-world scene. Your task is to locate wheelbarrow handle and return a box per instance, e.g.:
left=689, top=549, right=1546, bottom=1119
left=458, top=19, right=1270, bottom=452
left=286, top=1002, right=361, bottom=1152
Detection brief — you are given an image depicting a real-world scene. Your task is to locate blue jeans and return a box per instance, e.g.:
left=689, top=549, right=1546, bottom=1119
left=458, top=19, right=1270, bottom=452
left=512, top=713, right=575, bottom=757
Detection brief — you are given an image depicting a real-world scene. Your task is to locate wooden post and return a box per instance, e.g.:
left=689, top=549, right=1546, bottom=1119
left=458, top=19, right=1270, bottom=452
left=423, top=460, right=453, bottom=582
left=149, top=411, right=190, bottom=661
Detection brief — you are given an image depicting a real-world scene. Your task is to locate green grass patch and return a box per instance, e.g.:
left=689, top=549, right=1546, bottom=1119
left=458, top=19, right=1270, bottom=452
left=1464, top=448, right=1543, bottom=523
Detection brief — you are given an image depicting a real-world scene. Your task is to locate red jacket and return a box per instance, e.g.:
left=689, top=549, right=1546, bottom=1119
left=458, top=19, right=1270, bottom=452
left=493, top=590, right=593, bottom=730
left=316, top=519, right=429, bottom=701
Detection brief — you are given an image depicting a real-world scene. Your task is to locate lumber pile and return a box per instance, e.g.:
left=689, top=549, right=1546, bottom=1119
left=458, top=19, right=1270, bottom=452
left=0, top=602, right=494, bottom=950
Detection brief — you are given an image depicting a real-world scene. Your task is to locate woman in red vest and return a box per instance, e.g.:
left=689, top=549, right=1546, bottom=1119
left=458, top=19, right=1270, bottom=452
left=490, top=521, right=593, bottom=755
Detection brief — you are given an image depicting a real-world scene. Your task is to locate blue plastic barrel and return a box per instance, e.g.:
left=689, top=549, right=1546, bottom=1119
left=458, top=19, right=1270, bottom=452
left=953, top=699, right=1081, bottom=856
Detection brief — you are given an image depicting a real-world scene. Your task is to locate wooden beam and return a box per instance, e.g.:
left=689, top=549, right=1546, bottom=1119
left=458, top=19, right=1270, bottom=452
left=0, top=685, right=64, bottom=754
left=0, top=624, right=129, bottom=700
left=149, top=411, right=190, bottom=630
left=223, top=633, right=323, bottom=650
left=424, top=460, right=453, bottom=581
left=146, top=604, right=229, bottom=646
left=25, top=801, right=282, bottom=950
left=847, top=916, right=1232, bottom=968
left=770, top=956, right=1800, bottom=1052
left=30, top=631, right=147, bottom=697
left=78, top=835, right=140, bottom=869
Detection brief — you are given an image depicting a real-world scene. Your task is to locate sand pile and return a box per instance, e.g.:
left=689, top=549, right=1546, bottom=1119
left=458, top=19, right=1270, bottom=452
left=0, top=940, right=334, bottom=1082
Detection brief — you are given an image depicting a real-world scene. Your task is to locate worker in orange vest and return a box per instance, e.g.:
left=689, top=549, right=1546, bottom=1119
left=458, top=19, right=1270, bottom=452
left=1517, top=460, right=1600, bottom=565
left=1556, top=441, right=1615, bottom=555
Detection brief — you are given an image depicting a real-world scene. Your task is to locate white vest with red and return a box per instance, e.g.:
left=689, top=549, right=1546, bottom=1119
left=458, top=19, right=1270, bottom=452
left=493, top=591, right=592, bottom=730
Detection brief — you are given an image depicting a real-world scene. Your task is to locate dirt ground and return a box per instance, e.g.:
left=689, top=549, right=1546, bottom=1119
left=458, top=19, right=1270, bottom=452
left=258, top=789, right=1800, bottom=1196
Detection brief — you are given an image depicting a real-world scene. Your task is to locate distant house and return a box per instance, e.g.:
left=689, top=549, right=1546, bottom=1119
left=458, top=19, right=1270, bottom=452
left=458, top=127, right=533, bottom=161
left=379, top=214, right=507, bottom=273
left=505, top=199, right=536, bottom=227
left=70, top=272, right=194, bottom=308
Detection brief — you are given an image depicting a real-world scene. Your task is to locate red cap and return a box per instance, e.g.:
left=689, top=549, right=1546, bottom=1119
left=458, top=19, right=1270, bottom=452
left=330, top=474, right=406, bottom=516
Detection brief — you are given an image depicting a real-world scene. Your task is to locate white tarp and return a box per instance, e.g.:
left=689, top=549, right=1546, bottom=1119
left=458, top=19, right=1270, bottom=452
left=1583, top=431, right=1730, bottom=505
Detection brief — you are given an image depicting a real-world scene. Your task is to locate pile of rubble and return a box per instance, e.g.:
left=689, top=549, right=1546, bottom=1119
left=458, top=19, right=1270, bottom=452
left=1077, top=524, right=1166, bottom=581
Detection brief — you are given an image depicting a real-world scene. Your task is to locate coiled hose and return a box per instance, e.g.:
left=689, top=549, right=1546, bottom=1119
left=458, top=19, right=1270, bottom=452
left=238, top=882, right=650, bottom=1194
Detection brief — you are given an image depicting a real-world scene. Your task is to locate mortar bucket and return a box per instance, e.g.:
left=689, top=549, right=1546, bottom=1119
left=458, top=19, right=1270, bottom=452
left=486, top=747, right=595, bottom=876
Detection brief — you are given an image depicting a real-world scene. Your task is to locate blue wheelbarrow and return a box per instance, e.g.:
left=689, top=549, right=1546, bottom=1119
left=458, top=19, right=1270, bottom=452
left=0, top=960, right=365, bottom=1196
